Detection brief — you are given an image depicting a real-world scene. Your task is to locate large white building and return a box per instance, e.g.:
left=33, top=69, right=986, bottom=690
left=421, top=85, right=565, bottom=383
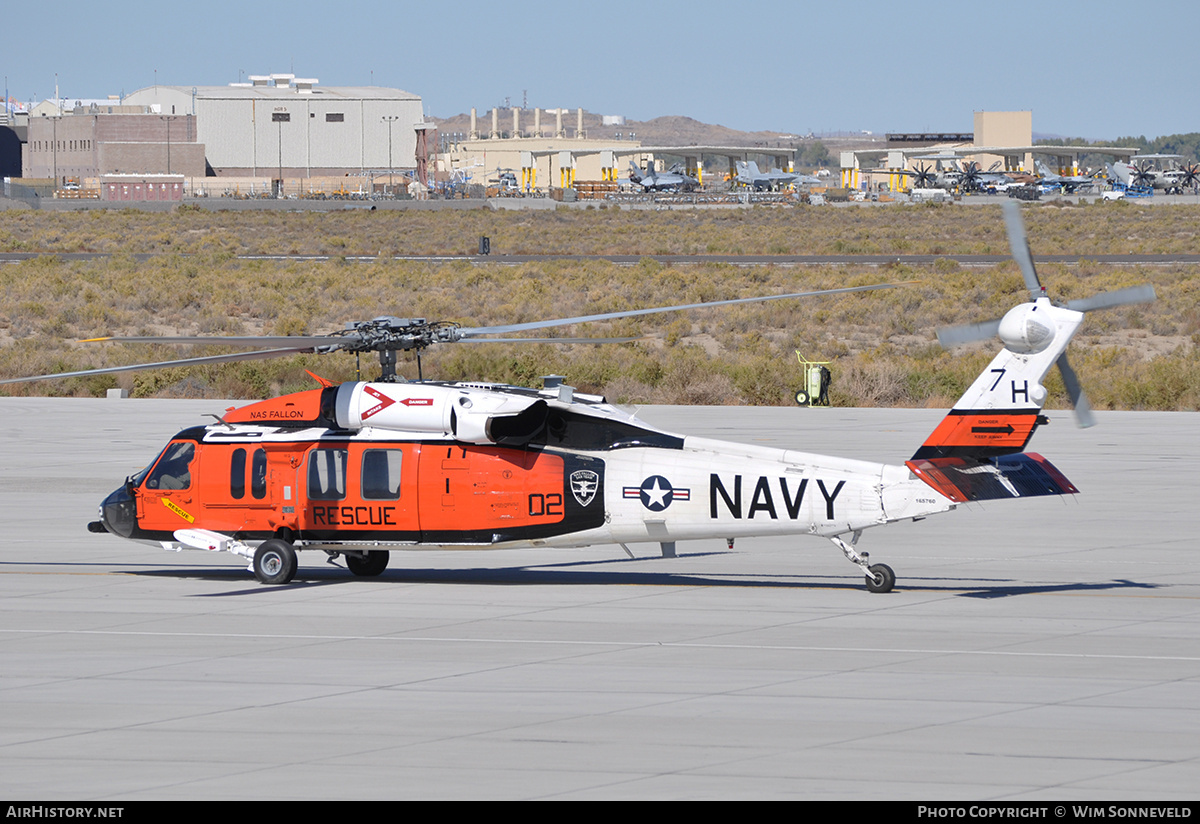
left=122, top=75, right=425, bottom=178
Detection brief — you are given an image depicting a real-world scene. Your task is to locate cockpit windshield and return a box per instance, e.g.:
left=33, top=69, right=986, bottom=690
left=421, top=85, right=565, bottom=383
left=143, top=441, right=196, bottom=490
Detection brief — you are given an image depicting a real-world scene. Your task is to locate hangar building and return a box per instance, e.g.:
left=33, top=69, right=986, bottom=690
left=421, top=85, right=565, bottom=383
left=121, top=75, right=425, bottom=178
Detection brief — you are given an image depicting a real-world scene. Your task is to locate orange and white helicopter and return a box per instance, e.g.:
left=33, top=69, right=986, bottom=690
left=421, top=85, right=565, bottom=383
left=4, top=204, right=1154, bottom=590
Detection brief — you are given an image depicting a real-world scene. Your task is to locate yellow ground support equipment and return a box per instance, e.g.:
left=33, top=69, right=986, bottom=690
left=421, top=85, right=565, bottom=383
left=794, top=352, right=832, bottom=407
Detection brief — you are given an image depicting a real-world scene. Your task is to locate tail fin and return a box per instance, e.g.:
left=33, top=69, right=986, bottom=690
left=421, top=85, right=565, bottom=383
left=908, top=299, right=1084, bottom=501
left=914, top=299, right=1083, bottom=461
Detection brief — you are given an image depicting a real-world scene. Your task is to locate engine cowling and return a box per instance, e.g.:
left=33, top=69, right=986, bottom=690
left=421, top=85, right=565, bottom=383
left=332, top=382, right=547, bottom=445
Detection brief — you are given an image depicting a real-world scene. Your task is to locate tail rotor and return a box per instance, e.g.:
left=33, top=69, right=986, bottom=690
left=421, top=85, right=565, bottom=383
left=937, top=202, right=1155, bottom=428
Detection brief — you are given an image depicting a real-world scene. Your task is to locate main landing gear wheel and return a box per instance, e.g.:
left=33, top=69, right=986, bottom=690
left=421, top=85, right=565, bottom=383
left=253, top=539, right=298, bottom=585
left=865, top=563, right=895, bottom=594
left=346, top=550, right=390, bottom=577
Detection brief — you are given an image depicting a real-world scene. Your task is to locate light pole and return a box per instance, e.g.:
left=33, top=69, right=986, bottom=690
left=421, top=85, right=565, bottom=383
left=159, top=115, right=177, bottom=174
left=272, top=111, right=289, bottom=197
left=50, top=114, right=61, bottom=186
left=382, top=115, right=399, bottom=195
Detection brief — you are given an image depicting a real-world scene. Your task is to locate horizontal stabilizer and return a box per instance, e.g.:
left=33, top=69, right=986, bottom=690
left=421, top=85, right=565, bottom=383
left=906, top=453, right=1078, bottom=503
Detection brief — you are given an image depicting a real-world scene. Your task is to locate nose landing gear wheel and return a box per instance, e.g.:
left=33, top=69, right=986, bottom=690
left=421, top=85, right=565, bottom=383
left=254, top=539, right=298, bottom=585
left=865, top=563, right=895, bottom=593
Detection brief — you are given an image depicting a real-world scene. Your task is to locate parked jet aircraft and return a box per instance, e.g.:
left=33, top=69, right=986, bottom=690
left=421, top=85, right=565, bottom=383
left=1034, top=161, right=1094, bottom=193
left=734, top=161, right=821, bottom=191
left=628, top=161, right=698, bottom=192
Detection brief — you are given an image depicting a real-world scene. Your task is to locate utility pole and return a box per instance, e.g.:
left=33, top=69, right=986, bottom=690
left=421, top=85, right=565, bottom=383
left=159, top=115, right=177, bottom=174
left=272, top=111, right=289, bottom=197
left=382, top=115, right=399, bottom=195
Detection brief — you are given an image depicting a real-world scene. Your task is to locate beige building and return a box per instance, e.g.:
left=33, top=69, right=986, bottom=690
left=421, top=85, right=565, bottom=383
left=440, top=107, right=635, bottom=189
left=122, top=76, right=425, bottom=179
left=23, top=112, right=205, bottom=183
left=970, top=111, right=1034, bottom=172
left=847, top=111, right=1138, bottom=191
left=439, top=106, right=792, bottom=190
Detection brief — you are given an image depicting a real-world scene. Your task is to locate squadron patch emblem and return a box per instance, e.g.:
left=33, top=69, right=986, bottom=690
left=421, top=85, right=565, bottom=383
left=570, top=470, right=599, bottom=507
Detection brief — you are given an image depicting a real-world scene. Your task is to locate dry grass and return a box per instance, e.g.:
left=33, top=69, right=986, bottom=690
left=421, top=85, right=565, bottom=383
left=1, top=206, right=1197, bottom=410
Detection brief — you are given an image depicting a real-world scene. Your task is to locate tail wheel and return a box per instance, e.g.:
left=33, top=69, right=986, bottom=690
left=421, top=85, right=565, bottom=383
left=865, top=563, right=895, bottom=593
left=795, top=390, right=809, bottom=406
left=254, top=539, right=298, bottom=585
left=346, top=550, right=390, bottom=577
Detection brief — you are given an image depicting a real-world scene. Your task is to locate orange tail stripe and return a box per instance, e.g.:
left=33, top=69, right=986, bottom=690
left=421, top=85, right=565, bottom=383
left=921, top=411, right=1038, bottom=451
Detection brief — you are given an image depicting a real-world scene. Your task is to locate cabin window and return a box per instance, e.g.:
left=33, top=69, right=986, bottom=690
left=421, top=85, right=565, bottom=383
left=230, top=448, right=246, bottom=499
left=307, top=448, right=347, bottom=500
left=361, top=449, right=402, bottom=500
left=251, top=448, right=267, bottom=500
left=146, top=442, right=195, bottom=490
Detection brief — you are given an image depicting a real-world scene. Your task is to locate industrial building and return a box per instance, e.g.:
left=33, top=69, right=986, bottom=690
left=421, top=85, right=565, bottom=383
left=122, top=75, right=425, bottom=181
left=23, top=110, right=204, bottom=182
left=842, top=111, right=1139, bottom=192
left=7, top=74, right=428, bottom=196
left=440, top=105, right=795, bottom=192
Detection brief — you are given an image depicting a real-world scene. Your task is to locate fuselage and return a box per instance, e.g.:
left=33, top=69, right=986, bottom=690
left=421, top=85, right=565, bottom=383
left=95, top=381, right=955, bottom=554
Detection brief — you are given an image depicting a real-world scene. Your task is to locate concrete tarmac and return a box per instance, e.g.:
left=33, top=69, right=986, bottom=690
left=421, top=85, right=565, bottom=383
left=1, top=397, right=1197, bottom=799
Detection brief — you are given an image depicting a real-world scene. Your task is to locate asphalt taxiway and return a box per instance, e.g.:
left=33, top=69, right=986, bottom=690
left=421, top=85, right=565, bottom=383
left=1, top=397, right=1197, bottom=799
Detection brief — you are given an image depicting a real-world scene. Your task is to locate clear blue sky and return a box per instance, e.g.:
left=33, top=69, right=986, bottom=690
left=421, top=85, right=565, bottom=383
left=5, top=0, right=1196, bottom=141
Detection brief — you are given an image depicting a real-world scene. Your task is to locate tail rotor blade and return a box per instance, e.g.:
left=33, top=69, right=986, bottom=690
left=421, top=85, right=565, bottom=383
left=936, top=318, right=1002, bottom=348
left=1065, top=284, right=1157, bottom=313
left=1056, top=353, right=1095, bottom=429
left=1003, top=201, right=1044, bottom=298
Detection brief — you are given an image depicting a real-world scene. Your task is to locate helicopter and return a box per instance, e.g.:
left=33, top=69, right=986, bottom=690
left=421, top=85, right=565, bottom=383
left=2, top=204, right=1154, bottom=591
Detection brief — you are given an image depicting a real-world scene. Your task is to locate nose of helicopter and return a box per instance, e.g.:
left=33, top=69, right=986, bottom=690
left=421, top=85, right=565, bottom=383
left=90, top=484, right=137, bottom=539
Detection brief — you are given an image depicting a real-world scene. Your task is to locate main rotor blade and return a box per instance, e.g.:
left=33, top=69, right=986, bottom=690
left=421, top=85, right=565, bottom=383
left=1065, top=284, right=1157, bottom=313
left=1056, top=353, right=1095, bottom=429
left=456, top=282, right=914, bottom=338
left=0, top=346, right=319, bottom=386
left=936, top=318, right=1002, bottom=348
left=458, top=336, right=642, bottom=344
left=82, top=334, right=349, bottom=348
left=1003, top=201, right=1044, bottom=298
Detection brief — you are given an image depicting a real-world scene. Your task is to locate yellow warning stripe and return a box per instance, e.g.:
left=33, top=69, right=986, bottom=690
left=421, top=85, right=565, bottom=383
left=161, top=497, right=195, bottom=524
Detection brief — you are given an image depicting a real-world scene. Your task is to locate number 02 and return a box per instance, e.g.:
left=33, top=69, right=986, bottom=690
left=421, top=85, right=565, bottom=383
left=528, top=493, right=562, bottom=517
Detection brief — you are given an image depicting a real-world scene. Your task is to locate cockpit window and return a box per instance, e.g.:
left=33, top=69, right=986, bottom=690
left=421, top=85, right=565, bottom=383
left=145, top=442, right=195, bottom=490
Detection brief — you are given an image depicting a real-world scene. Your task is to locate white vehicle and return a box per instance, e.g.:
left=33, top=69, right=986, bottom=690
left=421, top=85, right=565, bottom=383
left=910, top=188, right=952, bottom=203
left=1101, top=189, right=1126, bottom=202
